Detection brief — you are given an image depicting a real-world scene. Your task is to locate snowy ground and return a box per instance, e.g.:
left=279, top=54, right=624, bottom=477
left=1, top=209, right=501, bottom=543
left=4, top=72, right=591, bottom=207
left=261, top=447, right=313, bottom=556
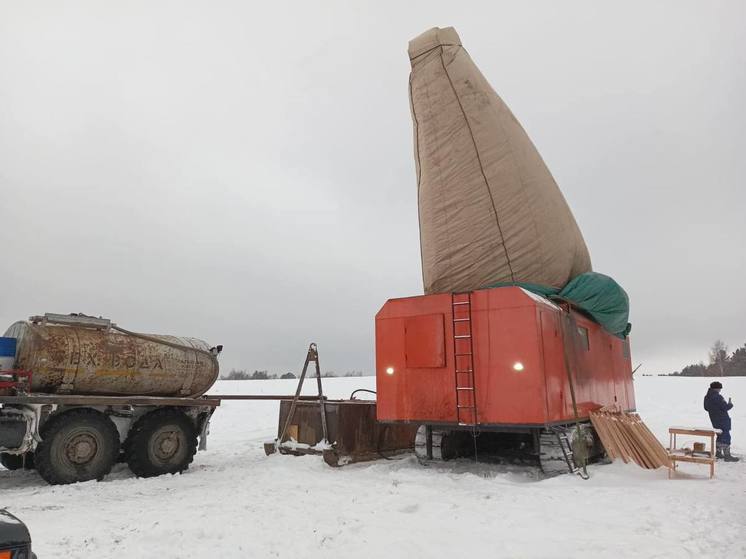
left=2, top=376, right=745, bottom=558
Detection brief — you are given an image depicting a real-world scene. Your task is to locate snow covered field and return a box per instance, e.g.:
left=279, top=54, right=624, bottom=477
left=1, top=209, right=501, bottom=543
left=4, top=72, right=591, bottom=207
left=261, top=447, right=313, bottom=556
left=2, top=376, right=745, bottom=558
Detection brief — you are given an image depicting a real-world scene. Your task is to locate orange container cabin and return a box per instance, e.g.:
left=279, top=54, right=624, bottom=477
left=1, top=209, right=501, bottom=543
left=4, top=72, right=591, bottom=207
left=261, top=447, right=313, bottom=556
left=375, top=286, right=635, bottom=433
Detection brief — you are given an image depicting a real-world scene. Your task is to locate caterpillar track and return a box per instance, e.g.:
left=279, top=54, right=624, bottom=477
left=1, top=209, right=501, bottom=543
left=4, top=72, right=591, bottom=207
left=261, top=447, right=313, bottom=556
left=414, top=424, right=601, bottom=477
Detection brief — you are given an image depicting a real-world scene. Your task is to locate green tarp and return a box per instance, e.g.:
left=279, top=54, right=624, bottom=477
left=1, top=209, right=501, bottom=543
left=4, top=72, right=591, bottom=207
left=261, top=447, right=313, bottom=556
left=487, top=272, right=631, bottom=338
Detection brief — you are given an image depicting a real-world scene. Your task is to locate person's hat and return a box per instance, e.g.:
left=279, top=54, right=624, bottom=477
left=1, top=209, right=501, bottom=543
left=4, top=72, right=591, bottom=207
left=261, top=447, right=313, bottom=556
left=710, top=381, right=723, bottom=389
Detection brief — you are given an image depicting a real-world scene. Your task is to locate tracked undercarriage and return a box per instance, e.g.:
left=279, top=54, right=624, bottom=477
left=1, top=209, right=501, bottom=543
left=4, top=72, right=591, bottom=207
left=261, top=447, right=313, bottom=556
left=414, top=423, right=604, bottom=477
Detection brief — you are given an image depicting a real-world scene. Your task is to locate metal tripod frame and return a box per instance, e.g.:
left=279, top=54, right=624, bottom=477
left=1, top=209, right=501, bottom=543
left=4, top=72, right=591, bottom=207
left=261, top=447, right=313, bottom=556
left=276, top=343, right=329, bottom=448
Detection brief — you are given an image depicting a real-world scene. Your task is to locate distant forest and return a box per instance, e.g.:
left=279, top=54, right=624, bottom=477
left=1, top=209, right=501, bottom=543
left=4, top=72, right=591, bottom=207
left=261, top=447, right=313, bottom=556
left=221, top=369, right=366, bottom=380
left=671, top=340, right=746, bottom=376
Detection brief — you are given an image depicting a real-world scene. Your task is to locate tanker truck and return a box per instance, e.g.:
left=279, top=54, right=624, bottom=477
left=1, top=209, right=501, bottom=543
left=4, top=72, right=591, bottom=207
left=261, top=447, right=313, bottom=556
left=0, top=313, right=222, bottom=485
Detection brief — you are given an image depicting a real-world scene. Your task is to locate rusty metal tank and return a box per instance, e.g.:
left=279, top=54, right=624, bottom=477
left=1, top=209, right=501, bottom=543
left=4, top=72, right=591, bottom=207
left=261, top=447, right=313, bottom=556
left=4, top=314, right=220, bottom=398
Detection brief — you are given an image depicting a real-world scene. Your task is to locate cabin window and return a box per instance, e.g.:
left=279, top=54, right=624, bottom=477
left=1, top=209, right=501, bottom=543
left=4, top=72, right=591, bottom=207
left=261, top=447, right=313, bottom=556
left=577, top=326, right=590, bottom=351
left=622, top=339, right=630, bottom=358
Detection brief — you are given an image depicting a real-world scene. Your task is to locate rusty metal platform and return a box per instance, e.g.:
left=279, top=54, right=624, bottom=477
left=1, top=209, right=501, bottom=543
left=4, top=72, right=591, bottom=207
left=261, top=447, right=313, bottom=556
left=265, top=398, right=418, bottom=466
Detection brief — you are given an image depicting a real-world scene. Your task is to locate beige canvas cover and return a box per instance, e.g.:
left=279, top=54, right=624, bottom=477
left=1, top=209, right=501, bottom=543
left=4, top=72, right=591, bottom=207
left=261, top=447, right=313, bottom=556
left=409, top=27, right=591, bottom=294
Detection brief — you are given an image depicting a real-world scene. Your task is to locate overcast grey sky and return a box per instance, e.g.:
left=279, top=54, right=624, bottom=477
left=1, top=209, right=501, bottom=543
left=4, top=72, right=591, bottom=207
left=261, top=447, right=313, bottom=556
left=1, top=1, right=744, bottom=376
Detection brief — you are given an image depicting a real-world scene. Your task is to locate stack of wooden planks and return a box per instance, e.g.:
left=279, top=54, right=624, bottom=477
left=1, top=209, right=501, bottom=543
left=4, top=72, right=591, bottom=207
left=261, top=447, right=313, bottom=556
left=589, top=408, right=672, bottom=469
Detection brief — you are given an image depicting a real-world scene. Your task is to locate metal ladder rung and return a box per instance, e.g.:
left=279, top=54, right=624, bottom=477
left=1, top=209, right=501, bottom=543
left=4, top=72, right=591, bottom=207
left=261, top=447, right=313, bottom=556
left=552, top=431, right=579, bottom=472
left=453, top=292, right=477, bottom=430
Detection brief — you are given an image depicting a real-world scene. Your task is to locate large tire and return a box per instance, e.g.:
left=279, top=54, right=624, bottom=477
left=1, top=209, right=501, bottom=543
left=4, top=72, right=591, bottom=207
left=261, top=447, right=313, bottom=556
left=124, top=408, right=197, bottom=478
left=1, top=453, right=23, bottom=470
left=0, top=452, right=34, bottom=471
left=35, top=409, right=120, bottom=485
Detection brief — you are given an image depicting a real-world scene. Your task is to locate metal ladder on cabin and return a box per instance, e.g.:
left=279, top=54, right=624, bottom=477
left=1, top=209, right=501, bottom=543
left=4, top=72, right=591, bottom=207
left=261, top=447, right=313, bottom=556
left=553, top=428, right=581, bottom=475
left=452, top=293, right=477, bottom=427
left=539, top=427, right=589, bottom=478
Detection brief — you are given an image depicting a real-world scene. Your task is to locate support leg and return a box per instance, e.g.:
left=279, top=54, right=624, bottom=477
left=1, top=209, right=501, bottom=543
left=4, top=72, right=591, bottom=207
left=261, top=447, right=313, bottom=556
left=312, top=345, right=329, bottom=444
left=277, top=344, right=314, bottom=445
left=426, top=426, right=433, bottom=460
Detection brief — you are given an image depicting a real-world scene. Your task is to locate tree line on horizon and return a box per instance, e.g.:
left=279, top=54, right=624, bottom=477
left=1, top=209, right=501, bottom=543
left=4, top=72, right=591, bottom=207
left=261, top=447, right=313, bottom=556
left=220, top=369, right=367, bottom=380
left=671, top=340, right=746, bottom=377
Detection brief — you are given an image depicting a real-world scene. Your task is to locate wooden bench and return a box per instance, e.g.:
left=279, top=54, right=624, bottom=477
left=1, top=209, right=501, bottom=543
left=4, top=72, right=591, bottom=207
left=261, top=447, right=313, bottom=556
left=668, top=426, right=721, bottom=479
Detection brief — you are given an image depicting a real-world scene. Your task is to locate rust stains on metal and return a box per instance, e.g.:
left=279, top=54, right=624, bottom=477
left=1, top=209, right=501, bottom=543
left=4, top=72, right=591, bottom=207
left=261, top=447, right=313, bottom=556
left=269, top=399, right=418, bottom=466
left=5, top=320, right=219, bottom=398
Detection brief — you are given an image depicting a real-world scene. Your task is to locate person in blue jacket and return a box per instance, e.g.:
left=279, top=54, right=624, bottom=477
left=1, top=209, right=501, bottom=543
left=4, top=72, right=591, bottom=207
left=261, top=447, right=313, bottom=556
left=704, top=381, right=739, bottom=462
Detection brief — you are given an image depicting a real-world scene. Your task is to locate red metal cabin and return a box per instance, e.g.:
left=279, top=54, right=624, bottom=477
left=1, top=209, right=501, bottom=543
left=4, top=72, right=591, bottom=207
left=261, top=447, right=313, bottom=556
left=375, top=286, right=635, bottom=429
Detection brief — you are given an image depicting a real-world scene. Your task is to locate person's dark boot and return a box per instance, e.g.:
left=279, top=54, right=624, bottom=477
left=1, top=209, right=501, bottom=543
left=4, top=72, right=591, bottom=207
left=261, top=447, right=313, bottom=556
left=723, top=446, right=740, bottom=462
left=716, top=445, right=725, bottom=459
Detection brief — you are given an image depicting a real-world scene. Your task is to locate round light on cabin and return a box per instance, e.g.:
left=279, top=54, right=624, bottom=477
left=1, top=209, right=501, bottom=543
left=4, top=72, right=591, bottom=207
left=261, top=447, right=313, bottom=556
left=513, top=362, right=525, bottom=372
left=386, top=367, right=395, bottom=375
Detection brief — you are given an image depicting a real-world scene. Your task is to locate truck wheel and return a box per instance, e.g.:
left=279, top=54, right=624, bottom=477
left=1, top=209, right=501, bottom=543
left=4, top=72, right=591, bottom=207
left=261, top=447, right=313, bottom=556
left=35, top=409, right=120, bottom=485
left=1, top=453, right=23, bottom=470
left=0, top=452, right=35, bottom=471
left=124, top=409, right=197, bottom=478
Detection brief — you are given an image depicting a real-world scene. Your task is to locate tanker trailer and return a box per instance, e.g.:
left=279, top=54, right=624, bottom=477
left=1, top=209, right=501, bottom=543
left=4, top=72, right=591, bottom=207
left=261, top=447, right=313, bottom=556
left=0, top=313, right=222, bottom=485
